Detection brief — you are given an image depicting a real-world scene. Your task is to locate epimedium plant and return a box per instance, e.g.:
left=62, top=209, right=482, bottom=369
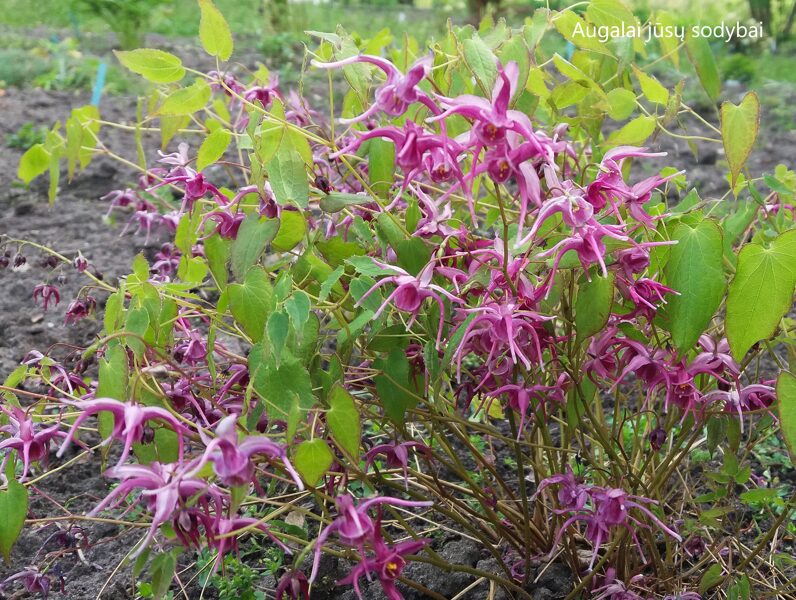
left=4, top=1, right=796, bottom=599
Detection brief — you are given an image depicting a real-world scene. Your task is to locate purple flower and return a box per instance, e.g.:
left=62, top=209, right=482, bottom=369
left=310, top=494, right=432, bottom=584
left=89, top=461, right=225, bottom=555
left=337, top=525, right=430, bottom=600
left=0, top=406, right=67, bottom=480
left=364, top=440, right=430, bottom=489
left=56, top=398, right=188, bottom=467
left=195, top=414, right=303, bottom=488
left=357, top=261, right=463, bottom=347
left=0, top=568, right=53, bottom=599
left=313, top=54, right=435, bottom=123
left=538, top=474, right=681, bottom=570
left=32, top=284, right=60, bottom=310
left=275, top=570, right=310, bottom=600
left=64, top=296, right=97, bottom=325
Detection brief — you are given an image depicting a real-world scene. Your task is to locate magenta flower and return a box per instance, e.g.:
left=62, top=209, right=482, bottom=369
left=275, top=570, right=310, bottom=600
left=195, top=414, right=303, bottom=488
left=64, top=296, right=97, bottom=325
left=56, top=398, right=188, bottom=467
left=0, top=406, right=67, bottom=480
left=313, top=54, right=435, bottom=122
left=243, top=73, right=281, bottom=108
left=538, top=473, right=681, bottom=570
left=310, top=494, right=432, bottom=583
left=90, top=461, right=225, bottom=555
left=485, top=376, right=568, bottom=435
left=364, top=440, right=430, bottom=489
left=0, top=568, right=53, bottom=599
left=357, top=261, right=463, bottom=347
left=32, top=284, right=60, bottom=311
left=337, top=525, right=430, bottom=600
left=453, top=299, right=554, bottom=378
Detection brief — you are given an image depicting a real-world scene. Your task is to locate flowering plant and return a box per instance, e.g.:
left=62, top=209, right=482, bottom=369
left=4, top=2, right=796, bottom=599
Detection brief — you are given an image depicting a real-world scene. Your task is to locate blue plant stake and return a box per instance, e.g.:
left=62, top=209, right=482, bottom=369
left=565, top=41, right=575, bottom=60
left=91, top=62, right=107, bottom=107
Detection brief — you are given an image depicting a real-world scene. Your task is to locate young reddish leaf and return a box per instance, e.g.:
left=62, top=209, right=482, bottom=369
left=114, top=49, right=185, bottom=83
left=721, top=92, right=760, bottom=188
left=198, top=0, right=234, bottom=61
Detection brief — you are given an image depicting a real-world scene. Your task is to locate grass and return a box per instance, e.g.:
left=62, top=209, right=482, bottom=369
left=0, top=0, right=451, bottom=44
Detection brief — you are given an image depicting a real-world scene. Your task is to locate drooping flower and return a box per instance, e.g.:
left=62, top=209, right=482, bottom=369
left=194, top=414, right=303, bottom=489
left=337, top=524, right=430, bottom=600
left=364, top=440, right=430, bottom=489
left=313, top=54, right=436, bottom=123
left=56, top=398, right=188, bottom=467
left=32, top=284, right=60, bottom=311
left=0, top=406, right=68, bottom=480
left=309, top=494, right=432, bottom=584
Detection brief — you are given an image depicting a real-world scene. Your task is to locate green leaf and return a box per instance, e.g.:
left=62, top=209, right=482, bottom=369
left=196, top=127, right=231, bottom=171
left=327, top=384, right=360, bottom=457
left=266, top=311, right=289, bottom=365
left=632, top=66, right=669, bottom=105
left=251, top=353, right=315, bottom=419
left=114, top=49, right=185, bottom=83
left=149, top=550, right=178, bottom=600
left=685, top=33, right=720, bottom=100
left=268, top=149, right=309, bottom=208
left=553, top=10, right=612, bottom=56
left=204, top=231, right=230, bottom=288
left=575, top=271, right=615, bottom=344
left=661, top=219, right=726, bottom=353
left=776, top=371, right=796, bottom=462
left=605, top=88, right=637, bottom=121
left=293, top=439, right=333, bottom=486
left=396, top=238, right=431, bottom=276
left=285, top=291, right=311, bottom=335
left=374, top=349, right=418, bottom=423
left=699, top=563, right=724, bottom=595
left=0, top=473, right=28, bottom=562
left=462, top=36, right=498, bottom=92
left=18, top=144, right=50, bottom=184
left=319, top=192, right=372, bottom=214
left=159, top=80, right=212, bottom=116
left=125, top=307, right=150, bottom=358
left=721, top=92, right=760, bottom=188
left=230, top=215, right=279, bottom=280
left=198, top=0, right=233, bottom=61
left=369, top=137, right=395, bottom=200
left=272, top=210, right=306, bottom=252
left=726, top=230, right=796, bottom=360
left=606, top=115, right=656, bottom=146
left=228, top=267, right=275, bottom=341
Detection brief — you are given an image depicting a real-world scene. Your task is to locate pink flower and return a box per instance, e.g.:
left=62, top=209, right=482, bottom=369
left=310, top=494, right=432, bottom=584
left=364, top=440, right=430, bottom=489
left=538, top=474, right=681, bottom=570
left=195, top=414, right=303, bottom=489
left=0, top=406, right=67, bottom=480
left=313, top=54, right=435, bottom=122
left=56, top=398, right=188, bottom=467
left=337, top=525, right=430, bottom=600
left=356, top=261, right=463, bottom=347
